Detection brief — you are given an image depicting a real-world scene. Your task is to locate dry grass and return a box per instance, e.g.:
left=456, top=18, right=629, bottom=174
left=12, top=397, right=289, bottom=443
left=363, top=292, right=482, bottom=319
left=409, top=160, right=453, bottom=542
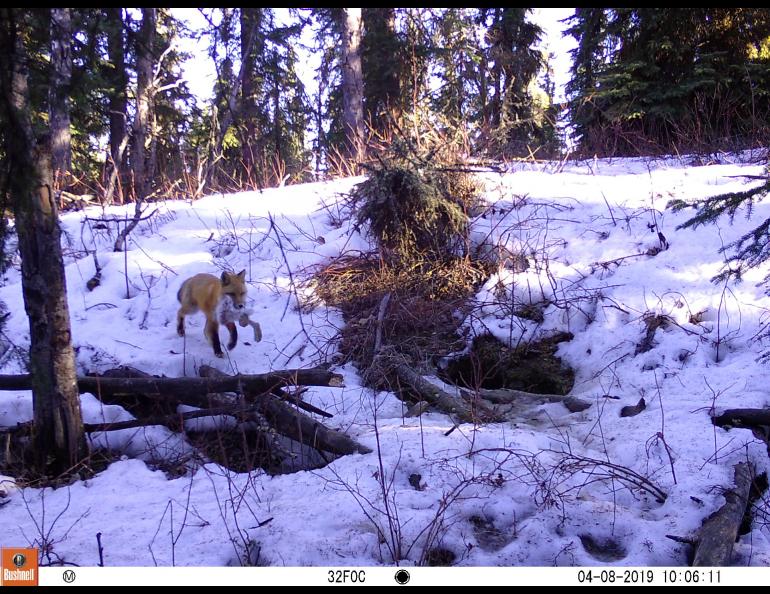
left=312, top=252, right=491, bottom=372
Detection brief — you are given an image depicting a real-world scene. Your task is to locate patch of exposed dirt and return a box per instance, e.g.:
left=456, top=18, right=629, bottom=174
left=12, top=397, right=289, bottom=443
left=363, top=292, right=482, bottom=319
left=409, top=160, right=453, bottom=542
left=442, top=332, right=575, bottom=395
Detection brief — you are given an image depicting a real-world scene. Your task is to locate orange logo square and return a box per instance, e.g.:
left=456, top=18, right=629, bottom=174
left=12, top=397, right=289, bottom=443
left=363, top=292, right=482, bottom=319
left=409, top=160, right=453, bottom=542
left=1, top=548, right=39, bottom=586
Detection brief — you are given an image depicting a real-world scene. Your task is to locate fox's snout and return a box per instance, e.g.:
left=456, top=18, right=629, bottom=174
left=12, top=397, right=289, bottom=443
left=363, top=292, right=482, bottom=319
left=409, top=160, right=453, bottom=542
left=226, top=294, right=246, bottom=309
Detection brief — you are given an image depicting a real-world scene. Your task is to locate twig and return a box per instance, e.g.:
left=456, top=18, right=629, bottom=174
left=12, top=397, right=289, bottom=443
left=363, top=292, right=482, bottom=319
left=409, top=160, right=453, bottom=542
left=600, top=190, right=617, bottom=226
left=113, top=201, right=158, bottom=253
left=96, top=532, right=105, bottom=567
left=268, top=213, right=320, bottom=353
left=666, top=534, right=697, bottom=545
left=373, top=292, right=391, bottom=355
left=86, top=251, right=102, bottom=291
left=655, top=369, right=677, bottom=484
left=555, top=452, right=668, bottom=503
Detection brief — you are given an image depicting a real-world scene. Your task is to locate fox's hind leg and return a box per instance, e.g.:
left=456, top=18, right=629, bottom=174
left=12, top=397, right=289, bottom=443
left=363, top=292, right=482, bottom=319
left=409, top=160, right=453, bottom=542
left=176, top=303, right=197, bottom=337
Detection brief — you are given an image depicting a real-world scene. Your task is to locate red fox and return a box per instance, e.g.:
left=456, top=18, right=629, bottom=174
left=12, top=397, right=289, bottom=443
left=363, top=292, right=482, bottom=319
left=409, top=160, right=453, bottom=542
left=177, top=270, right=247, bottom=358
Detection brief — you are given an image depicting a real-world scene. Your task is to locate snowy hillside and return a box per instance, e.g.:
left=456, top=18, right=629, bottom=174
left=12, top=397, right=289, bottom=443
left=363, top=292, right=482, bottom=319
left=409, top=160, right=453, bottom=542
left=1, top=154, right=769, bottom=568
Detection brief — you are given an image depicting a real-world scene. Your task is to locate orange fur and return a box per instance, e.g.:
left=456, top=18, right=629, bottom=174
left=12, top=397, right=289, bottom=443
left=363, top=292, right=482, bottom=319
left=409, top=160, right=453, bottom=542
left=176, top=269, right=247, bottom=358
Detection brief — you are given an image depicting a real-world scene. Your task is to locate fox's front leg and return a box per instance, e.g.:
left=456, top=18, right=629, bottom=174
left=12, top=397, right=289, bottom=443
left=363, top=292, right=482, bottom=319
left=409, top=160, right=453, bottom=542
left=225, top=322, right=238, bottom=351
left=204, top=315, right=224, bottom=358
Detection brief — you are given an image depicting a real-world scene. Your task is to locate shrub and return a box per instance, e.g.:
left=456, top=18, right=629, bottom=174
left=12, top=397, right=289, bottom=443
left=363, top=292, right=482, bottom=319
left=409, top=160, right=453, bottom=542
left=352, top=134, right=482, bottom=266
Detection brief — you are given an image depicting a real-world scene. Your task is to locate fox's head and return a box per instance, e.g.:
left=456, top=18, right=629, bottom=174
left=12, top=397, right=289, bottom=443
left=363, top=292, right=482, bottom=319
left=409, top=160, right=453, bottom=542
left=221, top=269, right=247, bottom=310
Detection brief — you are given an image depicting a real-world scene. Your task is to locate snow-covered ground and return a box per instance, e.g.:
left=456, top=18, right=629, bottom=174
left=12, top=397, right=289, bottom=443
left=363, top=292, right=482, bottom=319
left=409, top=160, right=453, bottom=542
left=1, top=154, right=769, bottom=567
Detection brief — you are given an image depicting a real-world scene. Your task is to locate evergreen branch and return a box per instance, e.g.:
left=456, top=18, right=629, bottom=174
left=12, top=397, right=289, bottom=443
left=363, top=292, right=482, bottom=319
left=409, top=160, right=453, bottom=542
left=713, top=216, right=770, bottom=283
left=672, top=178, right=769, bottom=231
left=670, top=168, right=770, bottom=286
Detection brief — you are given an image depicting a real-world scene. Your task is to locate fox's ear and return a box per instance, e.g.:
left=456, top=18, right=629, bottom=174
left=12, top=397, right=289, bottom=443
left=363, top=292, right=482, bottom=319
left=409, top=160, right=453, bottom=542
left=237, top=269, right=246, bottom=279
left=221, top=271, right=230, bottom=285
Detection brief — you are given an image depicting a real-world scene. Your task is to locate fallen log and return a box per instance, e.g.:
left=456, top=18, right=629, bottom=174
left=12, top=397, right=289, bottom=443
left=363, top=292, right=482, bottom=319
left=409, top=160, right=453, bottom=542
left=0, top=404, right=263, bottom=435
left=91, top=365, right=366, bottom=456
left=467, top=387, right=592, bottom=413
left=393, top=364, right=501, bottom=423
left=692, top=462, right=753, bottom=567
left=0, top=421, right=31, bottom=436
left=85, top=366, right=185, bottom=425
left=85, top=367, right=331, bottom=419
left=199, top=366, right=371, bottom=456
left=0, top=367, right=344, bottom=403
left=712, top=408, right=770, bottom=428
left=0, top=365, right=366, bottom=471
left=84, top=403, right=264, bottom=433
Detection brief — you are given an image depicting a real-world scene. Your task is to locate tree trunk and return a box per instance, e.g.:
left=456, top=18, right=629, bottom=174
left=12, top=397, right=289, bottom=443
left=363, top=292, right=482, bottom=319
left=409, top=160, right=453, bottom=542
left=204, top=9, right=253, bottom=191
left=0, top=9, right=86, bottom=474
left=489, top=8, right=503, bottom=131
left=49, top=8, right=72, bottom=182
left=479, top=46, right=489, bottom=129
left=272, top=48, right=282, bottom=179
left=240, top=8, right=263, bottom=181
left=362, top=8, right=400, bottom=132
left=340, top=8, right=365, bottom=165
left=315, top=57, right=327, bottom=177
left=105, top=8, right=128, bottom=205
left=131, top=8, right=155, bottom=201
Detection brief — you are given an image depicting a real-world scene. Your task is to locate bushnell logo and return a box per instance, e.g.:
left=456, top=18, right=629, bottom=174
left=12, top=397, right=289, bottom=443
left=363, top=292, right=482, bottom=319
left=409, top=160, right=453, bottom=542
left=1, top=548, right=38, bottom=586
left=12, top=553, right=26, bottom=568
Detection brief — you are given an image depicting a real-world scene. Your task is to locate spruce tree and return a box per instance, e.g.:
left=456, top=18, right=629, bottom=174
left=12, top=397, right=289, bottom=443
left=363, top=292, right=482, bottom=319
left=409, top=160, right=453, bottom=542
left=567, top=8, right=770, bottom=156
left=477, top=8, right=548, bottom=156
